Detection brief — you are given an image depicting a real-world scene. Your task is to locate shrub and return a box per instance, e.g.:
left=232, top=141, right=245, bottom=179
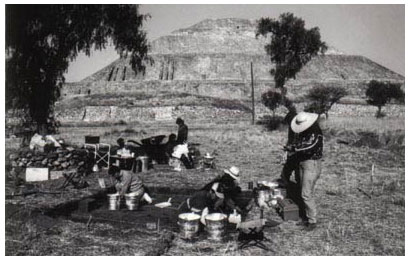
left=305, top=85, right=347, bottom=118
left=365, top=80, right=404, bottom=118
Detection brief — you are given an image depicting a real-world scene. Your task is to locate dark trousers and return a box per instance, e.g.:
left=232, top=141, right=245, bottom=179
left=280, top=156, right=300, bottom=185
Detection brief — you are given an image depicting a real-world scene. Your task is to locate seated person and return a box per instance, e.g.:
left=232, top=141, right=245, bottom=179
left=115, top=138, right=133, bottom=157
left=202, top=166, right=243, bottom=214
left=180, top=182, right=225, bottom=225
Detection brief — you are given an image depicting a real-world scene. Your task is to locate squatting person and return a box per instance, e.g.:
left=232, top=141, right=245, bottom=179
left=202, top=166, right=243, bottom=214
left=180, top=182, right=225, bottom=225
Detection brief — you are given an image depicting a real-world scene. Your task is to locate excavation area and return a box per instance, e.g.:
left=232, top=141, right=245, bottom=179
left=5, top=119, right=405, bottom=255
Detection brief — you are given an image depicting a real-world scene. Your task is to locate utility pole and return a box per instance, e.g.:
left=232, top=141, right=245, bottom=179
left=251, top=62, right=255, bottom=125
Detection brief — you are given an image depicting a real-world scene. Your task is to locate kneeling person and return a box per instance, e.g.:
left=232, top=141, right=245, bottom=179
left=180, top=183, right=224, bottom=225
left=110, top=168, right=152, bottom=205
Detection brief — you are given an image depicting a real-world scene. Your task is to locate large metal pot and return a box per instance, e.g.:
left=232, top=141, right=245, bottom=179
left=205, top=213, right=227, bottom=241
left=107, top=194, right=120, bottom=211
left=125, top=194, right=139, bottom=211
left=178, top=213, right=201, bottom=240
left=257, top=188, right=272, bottom=208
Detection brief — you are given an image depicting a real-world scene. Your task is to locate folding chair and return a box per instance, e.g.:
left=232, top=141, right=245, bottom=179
left=84, top=136, right=110, bottom=168
left=237, top=219, right=271, bottom=251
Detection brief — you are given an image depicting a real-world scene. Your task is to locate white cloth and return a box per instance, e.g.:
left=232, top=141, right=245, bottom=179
left=30, top=134, right=61, bottom=150
left=45, top=135, right=61, bottom=147
left=172, top=144, right=189, bottom=159
left=200, top=207, right=209, bottom=225
left=29, top=133, right=46, bottom=150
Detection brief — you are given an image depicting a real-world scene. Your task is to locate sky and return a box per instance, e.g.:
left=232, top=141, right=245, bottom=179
left=64, top=4, right=405, bottom=82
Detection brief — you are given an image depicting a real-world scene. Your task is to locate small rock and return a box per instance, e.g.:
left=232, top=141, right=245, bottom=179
left=9, top=154, right=18, bottom=161
left=66, top=147, right=75, bottom=152
left=53, top=161, right=60, bottom=166
left=41, top=158, right=48, bottom=165
left=61, top=162, right=69, bottom=169
left=12, top=161, right=18, bottom=167
left=47, top=152, right=58, bottom=159
left=34, top=156, right=44, bottom=161
left=78, top=161, right=85, bottom=166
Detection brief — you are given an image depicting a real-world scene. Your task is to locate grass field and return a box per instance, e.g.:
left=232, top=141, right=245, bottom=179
left=5, top=114, right=405, bottom=255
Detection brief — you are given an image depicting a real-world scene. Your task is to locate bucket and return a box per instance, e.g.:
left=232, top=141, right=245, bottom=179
left=125, top=195, right=139, bottom=211
left=257, top=188, right=272, bottom=208
left=107, top=194, right=120, bottom=211
left=178, top=213, right=201, bottom=240
left=138, top=156, right=149, bottom=172
left=205, top=213, right=227, bottom=241
left=273, top=188, right=287, bottom=198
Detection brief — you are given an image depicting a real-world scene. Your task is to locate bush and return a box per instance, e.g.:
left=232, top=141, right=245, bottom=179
left=305, top=85, right=347, bottom=117
left=366, top=80, right=404, bottom=118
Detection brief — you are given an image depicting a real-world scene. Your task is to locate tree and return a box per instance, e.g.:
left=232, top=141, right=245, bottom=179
left=261, top=90, right=297, bottom=129
left=6, top=5, right=150, bottom=134
left=365, top=80, right=404, bottom=118
left=256, top=13, right=327, bottom=111
left=305, top=85, right=348, bottom=118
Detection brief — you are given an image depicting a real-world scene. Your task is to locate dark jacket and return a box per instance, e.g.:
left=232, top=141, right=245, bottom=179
left=291, top=122, right=323, bottom=161
left=176, top=124, right=188, bottom=144
left=187, top=190, right=217, bottom=212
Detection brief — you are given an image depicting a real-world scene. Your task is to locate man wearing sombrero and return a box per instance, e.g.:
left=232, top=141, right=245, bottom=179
left=285, top=111, right=324, bottom=231
left=201, top=166, right=243, bottom=214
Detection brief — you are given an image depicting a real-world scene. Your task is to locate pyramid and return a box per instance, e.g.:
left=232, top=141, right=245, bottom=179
left=63, top=18, right=404, bottom=100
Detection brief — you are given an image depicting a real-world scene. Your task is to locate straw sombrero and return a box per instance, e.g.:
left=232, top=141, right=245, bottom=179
left=223, top=166, right=240, bottom=181
left=291, top=112, right=319, bottom=133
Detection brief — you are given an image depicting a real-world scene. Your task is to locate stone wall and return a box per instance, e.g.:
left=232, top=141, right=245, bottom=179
left=55, top=105, right=247, bottom=123
left=256, top=103, right=405, bottom=118
left=54, top=102, right=404, bottom=124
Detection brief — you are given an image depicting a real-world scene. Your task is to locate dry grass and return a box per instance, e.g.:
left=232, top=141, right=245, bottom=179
left=322, top=116, right=404, bottom=134
left=5, top=114, right=405, bottom=255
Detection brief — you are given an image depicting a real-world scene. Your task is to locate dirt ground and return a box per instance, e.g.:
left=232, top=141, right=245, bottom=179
left=4, top=118, right=405, bottom=255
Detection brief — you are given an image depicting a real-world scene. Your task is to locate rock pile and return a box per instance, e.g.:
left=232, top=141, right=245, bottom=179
left=9, top=146, right=94, bottom=172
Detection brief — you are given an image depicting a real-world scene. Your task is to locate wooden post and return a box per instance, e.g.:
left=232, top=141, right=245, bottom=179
left=251, top=62, right=255, bottom=125
left=370, top=164, right=375, bottom=194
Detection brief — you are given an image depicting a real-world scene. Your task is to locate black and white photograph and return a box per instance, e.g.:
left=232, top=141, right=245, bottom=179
left=2, top=2, right=405, bottom=256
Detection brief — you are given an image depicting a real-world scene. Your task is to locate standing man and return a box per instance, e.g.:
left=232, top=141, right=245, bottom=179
left=176, top=117, right=188, bottom=144
left=285, top=112, right=323, bottom=231
left=173, top=117, right=193, bottom=169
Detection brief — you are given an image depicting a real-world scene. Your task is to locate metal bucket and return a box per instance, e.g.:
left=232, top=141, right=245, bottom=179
left=125, top=195, right=139, bottom=211
left=178, top=213, right=201, bottom=240
left=205, top=213, right=227, bottom=241
left=139, top=156, right=149, bottom=172
left=257, top=188, right=272, bottom=208
left=107, top=194, right=120, bottom=211
left=273, top=188, right=287, bottom=198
